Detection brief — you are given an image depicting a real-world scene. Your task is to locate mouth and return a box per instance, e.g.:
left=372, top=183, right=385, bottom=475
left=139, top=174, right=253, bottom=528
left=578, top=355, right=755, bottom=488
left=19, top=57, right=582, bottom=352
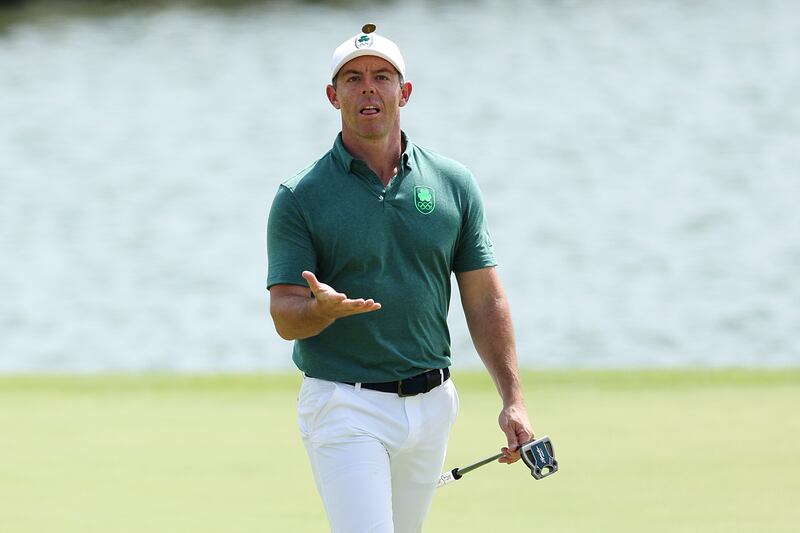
left=360, top=105, right=381, bottom=116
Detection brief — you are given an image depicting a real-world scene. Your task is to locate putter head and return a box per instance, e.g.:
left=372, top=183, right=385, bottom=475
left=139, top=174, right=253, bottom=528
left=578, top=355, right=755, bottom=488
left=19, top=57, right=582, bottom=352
left=519, top=436, right=558, bottom=480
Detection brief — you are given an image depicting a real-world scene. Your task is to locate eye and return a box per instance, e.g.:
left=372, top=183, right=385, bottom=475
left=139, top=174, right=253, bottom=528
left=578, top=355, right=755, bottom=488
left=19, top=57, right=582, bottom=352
left=376, top=74, right=389, bottom=81
left=346, top=75, right=360, bottom=82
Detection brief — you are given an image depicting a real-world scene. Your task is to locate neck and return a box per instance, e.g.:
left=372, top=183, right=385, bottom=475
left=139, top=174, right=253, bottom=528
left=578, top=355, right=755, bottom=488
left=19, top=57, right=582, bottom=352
left=341, top=128, right=403, bottom=186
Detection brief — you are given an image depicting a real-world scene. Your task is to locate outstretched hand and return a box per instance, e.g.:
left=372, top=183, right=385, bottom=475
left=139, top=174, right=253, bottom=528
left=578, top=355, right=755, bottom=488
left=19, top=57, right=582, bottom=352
left=302, top=271, right=382, bottom=319
left=497, top=402, right=535, bottom=464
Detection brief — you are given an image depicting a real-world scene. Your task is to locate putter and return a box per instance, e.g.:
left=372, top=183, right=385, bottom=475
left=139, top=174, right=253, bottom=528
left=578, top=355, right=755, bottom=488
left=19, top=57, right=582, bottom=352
left=437, top=435, right=558, bottom=488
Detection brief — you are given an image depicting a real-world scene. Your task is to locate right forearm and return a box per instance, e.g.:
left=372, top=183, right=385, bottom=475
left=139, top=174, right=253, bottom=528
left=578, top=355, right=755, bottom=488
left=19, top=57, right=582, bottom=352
left=269, top=272, right=381, bottom=340
left=270, top=295, right=334, bottom=340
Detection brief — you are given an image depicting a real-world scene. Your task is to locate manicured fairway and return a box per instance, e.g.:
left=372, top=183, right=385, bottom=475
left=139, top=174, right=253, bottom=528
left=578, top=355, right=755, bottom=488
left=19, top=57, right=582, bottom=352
left=1, top=370, right=798, bottom=532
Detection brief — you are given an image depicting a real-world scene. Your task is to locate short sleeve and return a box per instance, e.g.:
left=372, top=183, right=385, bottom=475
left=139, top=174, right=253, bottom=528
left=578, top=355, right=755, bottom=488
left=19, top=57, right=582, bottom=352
left=266, top=185, right=317, bottom=288
left=452, top=172, right=497, bottom=273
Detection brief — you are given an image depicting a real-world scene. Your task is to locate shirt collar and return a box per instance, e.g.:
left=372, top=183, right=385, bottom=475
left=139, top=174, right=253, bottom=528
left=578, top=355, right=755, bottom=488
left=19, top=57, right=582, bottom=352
left=331, top=132, right=355, bottom=172
left=400, top=131, right=413, bottom=171
left=332, top=131, right=414, bottom=173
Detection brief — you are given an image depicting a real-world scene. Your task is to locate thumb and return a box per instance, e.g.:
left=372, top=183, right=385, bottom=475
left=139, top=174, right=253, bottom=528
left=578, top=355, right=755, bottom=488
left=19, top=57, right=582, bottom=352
left=302, top=271, right=319, bottom=292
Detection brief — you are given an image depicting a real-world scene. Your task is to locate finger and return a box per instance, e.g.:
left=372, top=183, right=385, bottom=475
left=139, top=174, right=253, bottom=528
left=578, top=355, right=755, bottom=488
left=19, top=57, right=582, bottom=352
left=503, top=424, right=520, bottom=453
left=518, top=427, right=535, bottom=446
left=341, top=297, right=381, bottom=307
left=341, top=299, right=382, bottom=313
left=498, top=446, right=521, bottom=464
left=503, top=446, right=521, bottom=459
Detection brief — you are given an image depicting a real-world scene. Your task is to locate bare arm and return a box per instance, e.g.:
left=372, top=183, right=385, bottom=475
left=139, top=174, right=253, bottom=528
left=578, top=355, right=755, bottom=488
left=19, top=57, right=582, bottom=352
left=456, top=266, right=534, bottom=463
left=269, top=271, right=381, bottom=340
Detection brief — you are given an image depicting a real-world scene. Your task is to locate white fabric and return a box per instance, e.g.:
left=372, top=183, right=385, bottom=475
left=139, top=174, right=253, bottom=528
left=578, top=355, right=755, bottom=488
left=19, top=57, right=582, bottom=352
left=298, top=376, right=459, bottom=533
left=330, top=30, right=406, bottom=80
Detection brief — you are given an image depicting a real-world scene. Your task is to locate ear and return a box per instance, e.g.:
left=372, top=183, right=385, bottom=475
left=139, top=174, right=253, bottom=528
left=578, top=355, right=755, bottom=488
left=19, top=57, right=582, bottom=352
left=326, top=84, right=340, bottom=109
left=399, top=81, right=413, bottom=107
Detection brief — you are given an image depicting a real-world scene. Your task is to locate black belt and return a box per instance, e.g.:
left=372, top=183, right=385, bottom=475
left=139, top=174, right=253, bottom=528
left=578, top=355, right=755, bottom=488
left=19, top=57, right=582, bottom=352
left=349, top=367, right=450, bottom=397
left=307, top=368, right=450, bottom=397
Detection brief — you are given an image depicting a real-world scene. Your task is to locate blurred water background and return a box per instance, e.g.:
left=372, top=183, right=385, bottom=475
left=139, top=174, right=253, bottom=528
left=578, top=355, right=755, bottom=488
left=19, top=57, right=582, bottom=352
left=0, top=0, right=798, bottom=372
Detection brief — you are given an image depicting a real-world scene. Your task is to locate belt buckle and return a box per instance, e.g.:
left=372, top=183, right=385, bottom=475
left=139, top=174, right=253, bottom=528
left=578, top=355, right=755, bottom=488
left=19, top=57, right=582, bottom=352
left=397, top=378, right=419, bottom=398
left=397, top=379, right=413, bottom=397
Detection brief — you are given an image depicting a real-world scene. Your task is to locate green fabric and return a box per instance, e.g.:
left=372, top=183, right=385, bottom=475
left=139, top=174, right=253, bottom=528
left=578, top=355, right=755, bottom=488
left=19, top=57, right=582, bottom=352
left=267, top=132, right=496, bottom=382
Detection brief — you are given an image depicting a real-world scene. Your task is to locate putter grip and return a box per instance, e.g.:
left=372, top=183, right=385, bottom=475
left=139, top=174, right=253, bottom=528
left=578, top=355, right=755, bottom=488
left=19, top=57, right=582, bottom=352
left=436, top=468, right=460, bottom=488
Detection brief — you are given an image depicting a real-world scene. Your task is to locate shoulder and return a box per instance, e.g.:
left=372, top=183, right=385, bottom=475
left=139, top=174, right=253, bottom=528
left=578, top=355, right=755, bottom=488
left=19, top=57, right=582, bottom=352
left=280, top=150, right=338, bottom=196
left=409, top=142, right=473, bottom=181
left=409, top=142, right=483, bottom=201
left=270, top=151, right=337, bottom=220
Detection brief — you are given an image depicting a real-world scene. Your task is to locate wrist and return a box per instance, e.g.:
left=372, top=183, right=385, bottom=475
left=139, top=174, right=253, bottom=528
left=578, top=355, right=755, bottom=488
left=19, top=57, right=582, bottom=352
left=502, top=398, right=526, bottom=409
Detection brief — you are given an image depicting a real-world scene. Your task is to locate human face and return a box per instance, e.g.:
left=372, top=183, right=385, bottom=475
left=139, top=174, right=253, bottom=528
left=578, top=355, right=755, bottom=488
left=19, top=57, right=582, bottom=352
left=326, top=55, right=412, bottom=141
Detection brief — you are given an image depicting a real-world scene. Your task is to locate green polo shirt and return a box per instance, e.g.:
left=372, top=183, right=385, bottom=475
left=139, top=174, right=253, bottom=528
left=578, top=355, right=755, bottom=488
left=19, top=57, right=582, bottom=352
left=267, top=132, right=496, bottom=382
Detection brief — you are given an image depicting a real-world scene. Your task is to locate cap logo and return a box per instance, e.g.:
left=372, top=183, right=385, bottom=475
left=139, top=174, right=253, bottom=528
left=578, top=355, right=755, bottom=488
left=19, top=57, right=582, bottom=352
left=355, top=34, right=373, bottom=49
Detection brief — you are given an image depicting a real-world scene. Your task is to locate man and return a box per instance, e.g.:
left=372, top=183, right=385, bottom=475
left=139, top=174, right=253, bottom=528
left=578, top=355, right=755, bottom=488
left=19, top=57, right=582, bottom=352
left=267, top=24, right=534, bottom=533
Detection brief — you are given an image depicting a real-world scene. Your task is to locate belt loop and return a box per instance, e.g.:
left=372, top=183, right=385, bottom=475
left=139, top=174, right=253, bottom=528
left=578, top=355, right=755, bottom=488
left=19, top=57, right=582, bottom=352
left=439, top=369, right=444, bottom=385
left=355, top=382, right=362, bottom=393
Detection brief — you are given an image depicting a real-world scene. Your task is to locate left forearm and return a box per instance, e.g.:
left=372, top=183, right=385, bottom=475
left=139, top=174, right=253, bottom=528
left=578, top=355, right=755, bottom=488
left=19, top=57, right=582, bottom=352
left=462, top=287, right=525, bottom=407
left=457, top=267, right=535, bottom=455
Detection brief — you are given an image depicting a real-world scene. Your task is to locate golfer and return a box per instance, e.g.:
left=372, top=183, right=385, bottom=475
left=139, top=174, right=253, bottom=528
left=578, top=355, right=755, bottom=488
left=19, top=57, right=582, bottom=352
left=267, top=24, right=534, bottom=532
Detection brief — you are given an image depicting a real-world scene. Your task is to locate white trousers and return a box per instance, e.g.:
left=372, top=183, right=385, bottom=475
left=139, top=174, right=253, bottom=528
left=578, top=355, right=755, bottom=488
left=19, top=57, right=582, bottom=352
left=297, top=376, right=459, bottom=533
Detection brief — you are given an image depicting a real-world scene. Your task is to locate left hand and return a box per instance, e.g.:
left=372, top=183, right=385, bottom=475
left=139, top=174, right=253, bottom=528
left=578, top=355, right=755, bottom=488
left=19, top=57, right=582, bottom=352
left=497, top=402, right=535, bottom=464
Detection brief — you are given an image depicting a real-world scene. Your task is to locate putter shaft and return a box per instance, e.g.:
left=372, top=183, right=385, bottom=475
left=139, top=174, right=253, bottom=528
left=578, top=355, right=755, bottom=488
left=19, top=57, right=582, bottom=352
left=453, top=452, right=504, bottom=477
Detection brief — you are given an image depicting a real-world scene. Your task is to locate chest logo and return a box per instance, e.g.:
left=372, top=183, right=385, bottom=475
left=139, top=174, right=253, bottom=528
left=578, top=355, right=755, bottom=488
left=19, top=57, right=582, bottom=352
left=414, top=186, right=436, bottom=215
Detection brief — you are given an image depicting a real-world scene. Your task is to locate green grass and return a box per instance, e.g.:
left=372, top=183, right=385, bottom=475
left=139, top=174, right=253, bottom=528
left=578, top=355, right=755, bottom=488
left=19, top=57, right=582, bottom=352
left=1, top=370, right=799, bottom=532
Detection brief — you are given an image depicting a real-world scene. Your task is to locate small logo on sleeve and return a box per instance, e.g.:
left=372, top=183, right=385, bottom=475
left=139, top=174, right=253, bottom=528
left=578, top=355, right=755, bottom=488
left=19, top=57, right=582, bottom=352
left=414, top=186, right=435, bottom=214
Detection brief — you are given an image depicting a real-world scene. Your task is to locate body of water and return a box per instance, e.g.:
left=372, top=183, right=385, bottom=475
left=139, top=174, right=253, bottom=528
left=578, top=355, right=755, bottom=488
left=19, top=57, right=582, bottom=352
left=1, top=0, right=798, bottom=371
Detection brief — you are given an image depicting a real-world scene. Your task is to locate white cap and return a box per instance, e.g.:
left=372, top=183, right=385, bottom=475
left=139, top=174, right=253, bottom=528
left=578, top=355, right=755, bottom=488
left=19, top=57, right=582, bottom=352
left=330, top=23, right=406, bottom=81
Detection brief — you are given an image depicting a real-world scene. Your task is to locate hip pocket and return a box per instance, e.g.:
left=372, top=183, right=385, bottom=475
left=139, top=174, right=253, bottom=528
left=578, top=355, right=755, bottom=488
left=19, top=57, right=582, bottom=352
left=297, top=377, right=339, bottom=441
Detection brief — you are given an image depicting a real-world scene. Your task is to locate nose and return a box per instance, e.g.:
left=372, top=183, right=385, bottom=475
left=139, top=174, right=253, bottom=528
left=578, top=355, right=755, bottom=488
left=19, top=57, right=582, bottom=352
left=361, top=87, right=375, bottom=95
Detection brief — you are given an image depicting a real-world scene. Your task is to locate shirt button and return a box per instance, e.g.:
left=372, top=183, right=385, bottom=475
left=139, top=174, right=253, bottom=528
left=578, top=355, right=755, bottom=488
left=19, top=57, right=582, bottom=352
left=378, top=195, right=384, bottom=201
